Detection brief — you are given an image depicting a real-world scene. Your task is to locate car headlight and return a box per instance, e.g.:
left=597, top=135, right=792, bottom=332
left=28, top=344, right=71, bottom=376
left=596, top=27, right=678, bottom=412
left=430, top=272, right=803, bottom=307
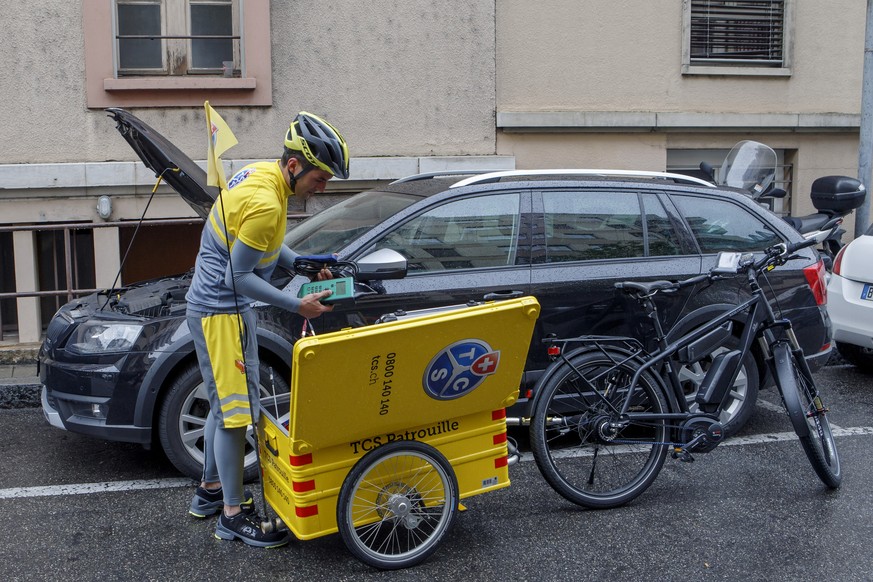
left=66, top=322, right=143, bottom=354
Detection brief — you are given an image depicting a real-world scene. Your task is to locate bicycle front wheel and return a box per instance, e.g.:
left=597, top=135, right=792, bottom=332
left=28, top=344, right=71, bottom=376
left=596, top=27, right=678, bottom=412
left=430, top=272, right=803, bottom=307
left=530, top=350, right=669, bottom=509
left=773, top=343, right=842, bottom=488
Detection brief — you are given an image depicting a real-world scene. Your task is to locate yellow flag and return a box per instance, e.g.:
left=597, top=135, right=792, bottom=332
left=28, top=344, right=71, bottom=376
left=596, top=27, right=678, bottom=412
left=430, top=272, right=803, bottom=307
left=204, top=101, right=238, bottom=191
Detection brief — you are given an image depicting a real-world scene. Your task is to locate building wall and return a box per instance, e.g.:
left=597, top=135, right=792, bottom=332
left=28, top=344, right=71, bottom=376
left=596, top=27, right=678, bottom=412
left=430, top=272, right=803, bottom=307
left=495, top=0, right=867, bottom=226
left=496, top=0, right=864, bottom=114
left=0, top=0, right=497, bottom=165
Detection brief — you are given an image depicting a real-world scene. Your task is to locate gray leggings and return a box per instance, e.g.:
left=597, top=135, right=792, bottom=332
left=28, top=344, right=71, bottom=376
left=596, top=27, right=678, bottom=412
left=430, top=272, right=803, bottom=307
left=202, top=410, right=247, bottom=506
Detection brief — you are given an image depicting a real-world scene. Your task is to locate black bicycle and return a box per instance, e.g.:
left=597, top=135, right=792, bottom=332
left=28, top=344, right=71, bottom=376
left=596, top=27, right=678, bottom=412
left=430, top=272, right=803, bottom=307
left=529, top=238, right=841, bottom=509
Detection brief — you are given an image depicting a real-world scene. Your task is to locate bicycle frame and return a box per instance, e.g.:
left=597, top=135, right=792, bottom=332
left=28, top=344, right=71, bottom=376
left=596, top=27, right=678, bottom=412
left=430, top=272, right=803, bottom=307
left=618, top=266, right=801, bottom=425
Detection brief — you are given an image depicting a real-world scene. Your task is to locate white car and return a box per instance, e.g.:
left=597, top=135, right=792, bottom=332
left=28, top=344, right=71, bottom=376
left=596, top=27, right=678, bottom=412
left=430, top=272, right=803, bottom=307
left=828, top=222, right=873, bottom=372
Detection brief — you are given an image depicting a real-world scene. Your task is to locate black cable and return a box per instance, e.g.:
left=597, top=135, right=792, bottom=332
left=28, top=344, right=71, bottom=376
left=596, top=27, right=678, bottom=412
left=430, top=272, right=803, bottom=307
left=293, top=258, right=357, bottom=279
left=99, top=167, right=180, bottom=312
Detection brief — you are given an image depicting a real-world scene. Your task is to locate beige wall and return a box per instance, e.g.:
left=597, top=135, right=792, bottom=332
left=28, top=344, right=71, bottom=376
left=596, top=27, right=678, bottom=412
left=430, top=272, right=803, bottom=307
left=495, top=0, right=867, bottom=227
left=497, top=0, right=865, bottom=114
left=0, top=1, right=496, bottom=165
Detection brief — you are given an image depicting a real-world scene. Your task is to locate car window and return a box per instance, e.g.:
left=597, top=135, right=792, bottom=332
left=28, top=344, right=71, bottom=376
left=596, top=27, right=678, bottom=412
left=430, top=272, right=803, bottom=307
left=538, top=190, right=683, bottom=263
left=373, top=193, right=521, bottom=273
left=642, top=193, right=683, bottom=257
left=672, top=195, right=781, bottom=252
left=284, top=190, right=419, bottom=255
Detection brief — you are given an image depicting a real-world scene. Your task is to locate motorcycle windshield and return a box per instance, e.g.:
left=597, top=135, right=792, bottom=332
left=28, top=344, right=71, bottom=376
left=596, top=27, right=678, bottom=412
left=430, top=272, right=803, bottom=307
left=719, top=141, right=777, bottom=196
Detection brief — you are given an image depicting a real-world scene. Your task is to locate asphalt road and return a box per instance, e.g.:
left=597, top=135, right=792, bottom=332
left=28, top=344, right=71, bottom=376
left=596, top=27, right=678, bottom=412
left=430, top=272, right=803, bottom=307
left=1, top=363, right=872, bottom=581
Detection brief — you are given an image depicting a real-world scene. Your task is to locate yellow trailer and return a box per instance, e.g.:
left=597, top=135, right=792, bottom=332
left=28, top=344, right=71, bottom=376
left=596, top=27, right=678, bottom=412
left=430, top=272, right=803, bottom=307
left=257, top=296, right=540, bottom=569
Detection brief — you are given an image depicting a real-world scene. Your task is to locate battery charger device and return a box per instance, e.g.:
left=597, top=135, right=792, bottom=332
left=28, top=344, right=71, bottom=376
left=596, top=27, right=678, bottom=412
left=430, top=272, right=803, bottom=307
left=298, top=276, right=356, bottom=305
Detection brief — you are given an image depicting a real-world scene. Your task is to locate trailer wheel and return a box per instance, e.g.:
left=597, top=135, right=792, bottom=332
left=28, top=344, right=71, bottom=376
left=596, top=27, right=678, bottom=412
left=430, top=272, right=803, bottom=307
left=337, top=441, right=458, bottom=570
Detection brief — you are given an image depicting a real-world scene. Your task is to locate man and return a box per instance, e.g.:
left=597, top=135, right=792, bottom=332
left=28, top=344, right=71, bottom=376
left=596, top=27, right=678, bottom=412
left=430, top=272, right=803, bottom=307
left=185, top=112, right=350, bottom=547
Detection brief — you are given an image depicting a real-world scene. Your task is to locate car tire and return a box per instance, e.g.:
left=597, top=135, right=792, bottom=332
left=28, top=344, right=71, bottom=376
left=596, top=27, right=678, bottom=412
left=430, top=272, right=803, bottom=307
left=836, top=342, right=873, bottom=374
left=677, top=335, right=759, bottom=437
left=158, top=361, right=288, bottom=481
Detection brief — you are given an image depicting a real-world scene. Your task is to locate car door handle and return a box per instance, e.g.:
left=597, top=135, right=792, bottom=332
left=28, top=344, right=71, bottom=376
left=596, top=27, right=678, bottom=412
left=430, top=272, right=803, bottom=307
left=483, top=290, right=525, bottom=301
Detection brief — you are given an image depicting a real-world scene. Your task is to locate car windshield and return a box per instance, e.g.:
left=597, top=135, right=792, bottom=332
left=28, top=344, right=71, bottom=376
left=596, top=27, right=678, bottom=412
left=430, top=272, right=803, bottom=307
left=283, top=189, right=419, bottom=254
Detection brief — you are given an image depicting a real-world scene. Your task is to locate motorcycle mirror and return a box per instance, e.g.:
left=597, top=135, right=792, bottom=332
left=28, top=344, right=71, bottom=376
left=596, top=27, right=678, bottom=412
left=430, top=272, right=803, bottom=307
left=699, top=161, right=716, bottom=183
left=762, top=187, right=787, bottom=199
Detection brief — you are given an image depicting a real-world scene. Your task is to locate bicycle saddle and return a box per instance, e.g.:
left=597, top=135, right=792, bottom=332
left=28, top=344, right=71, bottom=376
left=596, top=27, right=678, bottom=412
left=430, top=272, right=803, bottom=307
left=615, top=280, right=675, bottom=295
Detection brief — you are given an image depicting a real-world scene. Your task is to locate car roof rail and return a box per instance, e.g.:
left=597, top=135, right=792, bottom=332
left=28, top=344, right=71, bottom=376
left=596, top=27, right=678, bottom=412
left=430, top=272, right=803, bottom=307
left=449, top=169, right=716, bottom=189
left=390, top=169, right=511, bottom=185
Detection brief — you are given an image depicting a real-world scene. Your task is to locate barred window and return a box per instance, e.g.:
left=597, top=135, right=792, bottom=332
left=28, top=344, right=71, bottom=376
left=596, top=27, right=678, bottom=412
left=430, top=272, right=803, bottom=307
left=114, top=0, right=239, bottom=77
left=683, top=0, right=792, bottom=75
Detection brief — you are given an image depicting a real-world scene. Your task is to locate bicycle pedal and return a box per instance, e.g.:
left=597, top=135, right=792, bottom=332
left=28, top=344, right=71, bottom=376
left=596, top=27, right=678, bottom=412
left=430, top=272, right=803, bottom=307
left=671, top=447, right=695, bottom=463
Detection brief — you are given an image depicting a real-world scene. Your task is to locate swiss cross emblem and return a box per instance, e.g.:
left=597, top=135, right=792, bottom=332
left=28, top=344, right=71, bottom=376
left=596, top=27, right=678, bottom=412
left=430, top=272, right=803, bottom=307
left=472, top=353, right=500, bottom=375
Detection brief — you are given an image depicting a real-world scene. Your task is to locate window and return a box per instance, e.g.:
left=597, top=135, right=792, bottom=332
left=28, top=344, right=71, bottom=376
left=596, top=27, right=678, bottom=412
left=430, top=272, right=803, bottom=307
left=84, top=0, right=272, bottom=107
left=682, top=0, right=793, bottom=76
left=536, top=191, right=683, bottom=264
left=672, top=195, right=781, bottom=253
left=375, top=194, right=521, bottom=273
left=115, top=0, right=237, bottom=77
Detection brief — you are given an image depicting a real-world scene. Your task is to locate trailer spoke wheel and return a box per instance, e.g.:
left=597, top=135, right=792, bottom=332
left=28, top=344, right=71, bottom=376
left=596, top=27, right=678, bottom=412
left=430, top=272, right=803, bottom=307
left=337, top=441, right=458, bottom=570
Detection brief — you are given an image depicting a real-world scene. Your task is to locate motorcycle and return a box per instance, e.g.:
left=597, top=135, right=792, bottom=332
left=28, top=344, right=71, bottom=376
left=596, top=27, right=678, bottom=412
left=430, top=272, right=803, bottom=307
left=700, top=140, right=867, bottom=270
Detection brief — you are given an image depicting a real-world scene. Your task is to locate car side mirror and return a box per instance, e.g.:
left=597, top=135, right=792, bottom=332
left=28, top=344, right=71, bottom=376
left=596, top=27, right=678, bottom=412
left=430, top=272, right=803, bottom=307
left=355, top=248, right=408, bottom=281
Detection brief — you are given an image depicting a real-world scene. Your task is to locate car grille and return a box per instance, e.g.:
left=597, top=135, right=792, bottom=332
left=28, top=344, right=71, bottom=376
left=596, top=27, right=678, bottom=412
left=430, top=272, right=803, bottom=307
left=44, top=313, right=75, bottom=349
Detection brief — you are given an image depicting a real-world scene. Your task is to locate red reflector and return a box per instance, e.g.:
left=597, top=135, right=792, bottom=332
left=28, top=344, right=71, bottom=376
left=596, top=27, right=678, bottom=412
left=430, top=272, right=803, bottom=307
left=493, top=432, right=508, bottom=445
left=295, top=504, right=318, bottom=518
left=832, top=245, right=847, bottom=275
left=293, top=479, right=315, bottom=493
left=820, top=342, right=831, bottom=353
left=803, top=260, right=827, bottom=306
left=492, top=409, right=506, bottom=421
left=289, top=453, right=313, bottom=466
left=495, top=456, right=508, bottom=468
left=547, top=345, right=561, bottom=356
left=525, top=389, right=533, bottom=399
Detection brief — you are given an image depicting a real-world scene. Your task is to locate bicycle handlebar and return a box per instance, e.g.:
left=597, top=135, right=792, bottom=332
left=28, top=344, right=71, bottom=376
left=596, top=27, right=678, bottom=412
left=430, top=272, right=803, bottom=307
left=616, top=234, right=819, bottom=299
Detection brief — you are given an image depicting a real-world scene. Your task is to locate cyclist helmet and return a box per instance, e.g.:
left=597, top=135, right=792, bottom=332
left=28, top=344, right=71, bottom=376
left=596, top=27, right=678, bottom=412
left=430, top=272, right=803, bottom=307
left=284, top=112, right=350, bottom=179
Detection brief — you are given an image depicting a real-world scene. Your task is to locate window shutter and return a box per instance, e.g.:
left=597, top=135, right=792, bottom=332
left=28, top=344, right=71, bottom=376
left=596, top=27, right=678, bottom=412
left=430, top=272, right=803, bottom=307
left=690, top=0, right=785, bottom=66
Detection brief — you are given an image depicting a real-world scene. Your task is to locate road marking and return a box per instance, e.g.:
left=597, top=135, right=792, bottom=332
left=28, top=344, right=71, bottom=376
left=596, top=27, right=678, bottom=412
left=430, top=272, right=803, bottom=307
left=517, top=425, right=873, bottom=462
left=6, top=426, right=873, bottom=498
left=756, top=398, right=845, bottom=430
left=0, top=478, right=191, bottom=500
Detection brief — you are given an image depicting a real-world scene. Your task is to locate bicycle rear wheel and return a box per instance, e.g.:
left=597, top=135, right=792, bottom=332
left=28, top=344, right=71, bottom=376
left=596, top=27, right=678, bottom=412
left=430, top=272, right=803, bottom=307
left=773, top=343, right=841, bottom=488
left=530, top=349, right=669, bottom=509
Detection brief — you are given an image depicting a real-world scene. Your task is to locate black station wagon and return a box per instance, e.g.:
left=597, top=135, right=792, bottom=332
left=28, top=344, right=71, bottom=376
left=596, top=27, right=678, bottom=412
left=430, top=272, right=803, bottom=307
left=39, top=110, right=832, bottom=479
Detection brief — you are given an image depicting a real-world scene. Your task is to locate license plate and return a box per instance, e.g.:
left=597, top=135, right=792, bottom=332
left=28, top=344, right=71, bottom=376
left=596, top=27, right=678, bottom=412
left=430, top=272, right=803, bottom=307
left=862, top=283, right=873, bottom=302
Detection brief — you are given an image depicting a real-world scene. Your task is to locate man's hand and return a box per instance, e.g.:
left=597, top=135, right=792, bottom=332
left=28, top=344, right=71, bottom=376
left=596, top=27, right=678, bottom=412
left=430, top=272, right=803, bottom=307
left=298, top=290, right=334, bottom=318
left=312, top=266, right=334, bottom=282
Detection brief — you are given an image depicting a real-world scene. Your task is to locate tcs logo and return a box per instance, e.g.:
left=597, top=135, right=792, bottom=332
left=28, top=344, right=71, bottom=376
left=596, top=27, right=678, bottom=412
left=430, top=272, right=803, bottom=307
left=227, top=168, right=256, bottom=189
left=423, top=340, right=500, bottom=400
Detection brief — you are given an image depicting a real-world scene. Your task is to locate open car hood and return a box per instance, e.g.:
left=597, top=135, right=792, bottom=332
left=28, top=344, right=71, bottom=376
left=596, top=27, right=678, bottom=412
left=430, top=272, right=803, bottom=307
left=107, top=108, right=217, bottom=219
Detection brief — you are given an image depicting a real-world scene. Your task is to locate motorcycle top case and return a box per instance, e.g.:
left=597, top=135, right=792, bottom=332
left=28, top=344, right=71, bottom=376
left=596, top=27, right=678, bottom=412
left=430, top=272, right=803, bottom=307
left=810, top=175, right=866, bottom=213
left=285, top=296, right=540, bottom=454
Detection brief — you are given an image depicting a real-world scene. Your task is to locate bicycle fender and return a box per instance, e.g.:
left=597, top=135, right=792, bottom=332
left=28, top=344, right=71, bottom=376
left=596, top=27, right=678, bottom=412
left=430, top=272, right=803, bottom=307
left=530, top=344, right=679, bottom=413
left=772, top=343, right=810, bottom=438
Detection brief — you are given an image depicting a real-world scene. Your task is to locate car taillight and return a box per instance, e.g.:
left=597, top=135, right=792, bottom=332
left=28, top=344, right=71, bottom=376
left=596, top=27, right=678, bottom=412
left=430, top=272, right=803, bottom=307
left=803, top=259, right=827, bottom=306
left=831, top=245, right=847, bottom=276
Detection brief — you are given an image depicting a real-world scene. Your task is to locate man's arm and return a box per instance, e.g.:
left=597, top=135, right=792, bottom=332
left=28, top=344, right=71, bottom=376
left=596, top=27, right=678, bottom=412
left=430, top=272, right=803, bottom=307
left=226, top=241, right=332, bottom=318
